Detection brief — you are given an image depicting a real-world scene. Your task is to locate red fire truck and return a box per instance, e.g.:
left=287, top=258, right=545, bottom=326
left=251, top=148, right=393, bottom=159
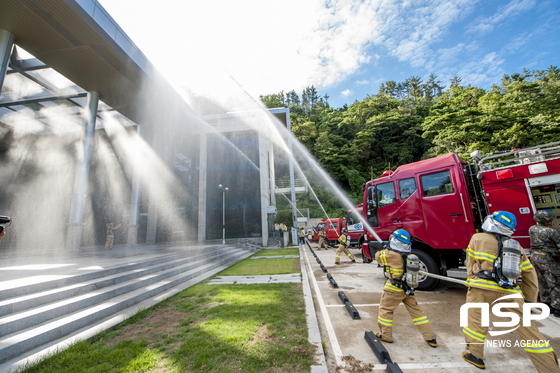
left=312, top=218, right=346, bottom=246
left=361, top=141, right=560, bottom=290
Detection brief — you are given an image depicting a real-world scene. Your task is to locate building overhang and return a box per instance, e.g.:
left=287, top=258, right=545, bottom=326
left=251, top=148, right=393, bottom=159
left=0, top=0, right=191, bottom=128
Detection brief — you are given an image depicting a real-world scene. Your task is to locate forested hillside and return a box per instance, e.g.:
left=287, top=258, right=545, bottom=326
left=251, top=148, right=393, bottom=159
left=261, top=67, right=560, bottom=220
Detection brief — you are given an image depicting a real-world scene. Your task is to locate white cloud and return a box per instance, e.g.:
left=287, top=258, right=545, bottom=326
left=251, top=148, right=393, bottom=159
left=381, top=0, right=479, bottom=66
left=468, top=0, right=536, bottom=34
left=97, top=0, right=546, bottom=106
left=456, top=52, right=506, bottom=87
left=299, top=0, right=385, bottom=87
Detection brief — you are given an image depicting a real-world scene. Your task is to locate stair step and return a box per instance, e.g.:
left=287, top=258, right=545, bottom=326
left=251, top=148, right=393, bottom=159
left=0, top=244, right=257, bottom=368
left=0, top=250, right=242, bottom=337
left=0, top=246, right=226, bottom=300
left=0, top=247, right=225, bottom=316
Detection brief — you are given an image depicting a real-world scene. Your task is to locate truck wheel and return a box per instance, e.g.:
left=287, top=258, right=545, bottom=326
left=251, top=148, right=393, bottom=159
left=412, top=249, right=439, bottom=291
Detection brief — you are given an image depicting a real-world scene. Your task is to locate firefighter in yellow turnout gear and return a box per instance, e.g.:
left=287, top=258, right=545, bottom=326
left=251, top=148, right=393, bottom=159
left=317, top=229, right=327, bottom=250
left=374, top=229, right=437, bottom=347
left=334, top=228, right=355, bottom=264
left=462, top=211, right=559, bottom=372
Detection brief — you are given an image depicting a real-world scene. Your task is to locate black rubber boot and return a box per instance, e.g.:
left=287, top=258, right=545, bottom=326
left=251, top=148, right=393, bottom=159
left=462, top=351, right=485, bottom=369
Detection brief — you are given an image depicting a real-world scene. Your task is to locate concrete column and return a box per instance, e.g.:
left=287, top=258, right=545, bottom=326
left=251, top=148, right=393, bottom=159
left=0, top=30, right=15, bottom=92
left=287, top=112, right=297, bottom=229
left=66, top=91, right=99, bottom=248
left=146, top=144, right=167, bottom=245
left=127, top=125, right=141, bottom=246
left=197, top=132, right=208, bottom=242
left=145, top=191, right=157, bottom=244
left=145, top=142, right=169, bottom=245
left=258, top=131, right=270, bottom=246
left=269, top=142, right=276, bottom=208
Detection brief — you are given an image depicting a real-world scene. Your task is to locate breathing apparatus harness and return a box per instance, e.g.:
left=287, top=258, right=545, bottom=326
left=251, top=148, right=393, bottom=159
left=475, top=234, right=522, bottom=289
left=382, top=245, right=420, bottom=295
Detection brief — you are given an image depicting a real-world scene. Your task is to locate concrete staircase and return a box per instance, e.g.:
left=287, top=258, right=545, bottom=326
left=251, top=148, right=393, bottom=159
left=0, top=244, right=257, bottom=373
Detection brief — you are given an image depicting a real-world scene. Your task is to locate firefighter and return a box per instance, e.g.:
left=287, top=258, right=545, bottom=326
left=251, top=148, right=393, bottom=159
left=105, top=222, right=121, bottom=249
left=334, top=228, right=355, bottom=264
left=298, top=227, right=306, bottom=246
left=462, top=211, right=559, bottom=372
left=374, top=229, right=437, bottom=347
left=317, top=228, right=327, bottom=250
left=529, top=210, right=560, bottom=317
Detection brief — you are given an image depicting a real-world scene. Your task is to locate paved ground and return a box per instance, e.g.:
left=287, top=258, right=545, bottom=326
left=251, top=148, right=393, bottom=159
left=302, top=243, right=560, bottom=373
left=3, top=243, right=560, bottom=373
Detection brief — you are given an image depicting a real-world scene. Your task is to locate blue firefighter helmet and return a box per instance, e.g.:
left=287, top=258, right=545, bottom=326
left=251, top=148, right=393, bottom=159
left=389, top=229, right=412, bottom=252
left=482, top=211, right=517, bottom=237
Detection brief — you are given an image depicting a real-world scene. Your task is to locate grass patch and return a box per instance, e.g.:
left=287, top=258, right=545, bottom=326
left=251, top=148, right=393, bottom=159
left=16, top=249, right=312, bottom=373
left=251, top=248, right=299, bottom=257
left=219, top=258, right=299, bottom=276
left=218, top=248, right=300, bottom=276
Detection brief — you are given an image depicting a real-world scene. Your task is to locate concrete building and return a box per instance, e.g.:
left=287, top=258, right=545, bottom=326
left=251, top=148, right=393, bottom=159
left=0, top=0, right=293, bottom=249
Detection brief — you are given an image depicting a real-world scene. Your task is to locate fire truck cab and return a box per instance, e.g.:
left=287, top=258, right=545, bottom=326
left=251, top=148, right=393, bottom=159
left=312, top=218, right=346, bottom=246
left=362, top=141, right=560, bottom=290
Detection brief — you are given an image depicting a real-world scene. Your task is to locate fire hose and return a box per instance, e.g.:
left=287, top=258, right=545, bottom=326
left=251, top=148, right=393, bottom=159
left=419, top=271, right=545, bottom=314
left=418, top=270, right=467, bottom=286
left=357, top=213, right=470, bottom=286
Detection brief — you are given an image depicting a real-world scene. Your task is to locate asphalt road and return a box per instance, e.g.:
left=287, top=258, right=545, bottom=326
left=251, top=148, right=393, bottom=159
left=302, top=243, right=560, bottom=373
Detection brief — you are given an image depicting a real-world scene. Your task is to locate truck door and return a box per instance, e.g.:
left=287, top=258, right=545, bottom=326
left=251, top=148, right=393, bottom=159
left=419, top=169, right=473, bottom=249
left=366, top=181, right=402, bottom=239
left=326, top=221, right=340, bottom=243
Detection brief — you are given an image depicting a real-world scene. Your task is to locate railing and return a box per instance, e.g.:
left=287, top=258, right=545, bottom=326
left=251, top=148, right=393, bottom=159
left=275, top=179, right=306, bottom=189
left=477, top=141, right=560, bottom=171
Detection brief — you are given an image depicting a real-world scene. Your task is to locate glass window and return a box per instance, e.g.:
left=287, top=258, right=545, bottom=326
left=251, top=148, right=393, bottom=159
left=421, top=171, right=454, bottom=196
left=347, top=212, right=358, bottom=225
left=376, top=182, right=396, bottom=207
left=399, top=178, right=417, bottom=199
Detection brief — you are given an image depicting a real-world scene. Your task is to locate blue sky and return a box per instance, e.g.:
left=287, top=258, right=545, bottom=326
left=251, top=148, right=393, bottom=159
left=99, top=0, right=560, bottom=109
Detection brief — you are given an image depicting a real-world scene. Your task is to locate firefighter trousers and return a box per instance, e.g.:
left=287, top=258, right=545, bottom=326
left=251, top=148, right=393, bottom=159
left=377, top=287, right=436, bottom=341
left=463, top=286, right=560, bottom=373
left=105, top=235, right=114, bottom=249
left=335, top=245, right=355, bottom=263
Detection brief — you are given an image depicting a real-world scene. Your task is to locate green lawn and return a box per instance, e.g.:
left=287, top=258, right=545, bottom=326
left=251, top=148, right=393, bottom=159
left=17, top=249, right=312, bottom=373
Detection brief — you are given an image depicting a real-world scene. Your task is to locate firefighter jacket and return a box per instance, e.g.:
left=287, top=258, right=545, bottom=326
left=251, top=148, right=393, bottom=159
left=375, top=249, right=406, bottom=293
left=338, top=233, right=349, bottom=247
left=465, top=232, right=538, bottom=302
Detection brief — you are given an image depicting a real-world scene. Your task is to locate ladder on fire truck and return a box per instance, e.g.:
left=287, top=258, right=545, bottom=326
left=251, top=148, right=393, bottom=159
left=476, top=141, right=560, bottom=171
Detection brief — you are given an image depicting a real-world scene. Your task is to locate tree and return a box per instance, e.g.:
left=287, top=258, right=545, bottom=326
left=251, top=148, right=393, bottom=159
left=423, top=73, right=445, bottom=100
left=260, top=93, right=286, bottom=108
left=262, top=67, right=560, bottom=214
left=422, top=85, right=488, bottom=158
